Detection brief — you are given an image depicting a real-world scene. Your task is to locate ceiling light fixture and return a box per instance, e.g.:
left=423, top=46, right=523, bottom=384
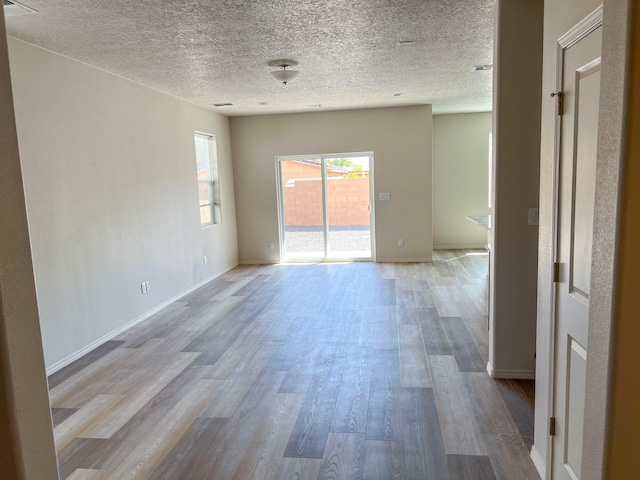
left=268, top=59, right=299, bottom=85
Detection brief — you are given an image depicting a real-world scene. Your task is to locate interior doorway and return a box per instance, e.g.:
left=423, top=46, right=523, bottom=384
left=276, top=153, right=374, bottom=262
left=551, top=11, right=602, bottom=480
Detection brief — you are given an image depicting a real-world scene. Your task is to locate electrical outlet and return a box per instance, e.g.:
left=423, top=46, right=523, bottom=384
left=398, top=238, right=404, bottom=247
left=269, top=241, right=275, bottom=250
left=145, top=281, right=151, bottom=292
left=203, top=255, right=208, bottom=266
left=379, top=192, right=391, bottom=201
left=528, top=207, right=539, bottom=226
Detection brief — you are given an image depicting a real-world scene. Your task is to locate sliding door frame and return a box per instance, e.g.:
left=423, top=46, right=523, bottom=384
left=275, top=152, right=375, bottom=263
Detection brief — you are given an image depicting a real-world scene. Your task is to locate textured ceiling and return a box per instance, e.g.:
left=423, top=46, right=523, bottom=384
left=4, top=0, right=494, bottom=116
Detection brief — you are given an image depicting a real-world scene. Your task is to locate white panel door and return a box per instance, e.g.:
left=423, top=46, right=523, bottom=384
left=552, top=20, right=602, bottom=480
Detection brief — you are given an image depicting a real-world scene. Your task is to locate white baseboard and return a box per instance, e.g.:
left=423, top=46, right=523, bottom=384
left=242, top=258, right=435, bottom=264
left=530, top=444, right=546, bottom=479
left=486, top=362, right=536, bottom=380
left=46, top=266, right=237, bottom=376
left=240, top=258, right=436, bottom=265
left=376, top=257, right=432, bottom=263
left=240, top=257, right=435, bottom=264
left=433, top=244, right=486, bottom=250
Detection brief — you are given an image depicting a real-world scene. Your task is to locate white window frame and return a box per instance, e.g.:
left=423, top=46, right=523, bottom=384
left=194, top=132, right=221, bottom=227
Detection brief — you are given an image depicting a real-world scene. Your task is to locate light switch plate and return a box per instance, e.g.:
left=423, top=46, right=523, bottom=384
left=379, top=192, right=391, bottom=201
left=528, top=208, right=539, bottom=226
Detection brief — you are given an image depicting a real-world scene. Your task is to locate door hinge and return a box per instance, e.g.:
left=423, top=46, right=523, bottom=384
left=550, top=417, right=556, bottom=436
left=553, top=262, right=560, bottom=283
left=551, top=91, right=564, bottom=115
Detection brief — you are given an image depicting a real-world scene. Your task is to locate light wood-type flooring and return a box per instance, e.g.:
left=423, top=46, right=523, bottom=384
left=50, top=250, right=540, bottom=479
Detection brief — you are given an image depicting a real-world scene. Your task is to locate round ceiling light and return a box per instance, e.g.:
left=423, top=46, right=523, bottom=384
left=268, top=59, right=299, bottom=85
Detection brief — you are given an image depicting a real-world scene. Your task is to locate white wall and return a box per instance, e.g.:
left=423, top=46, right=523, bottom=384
left=433, top=113, right=491, bottom=249
left=8, top=38, right=239, bottom=370
left=0, top=18, right=58, bottom=479
left=230, top=106, right=433, bottom=264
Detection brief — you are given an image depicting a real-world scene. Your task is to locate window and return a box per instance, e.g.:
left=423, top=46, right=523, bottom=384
left=194, top=133, right=221, bottom=226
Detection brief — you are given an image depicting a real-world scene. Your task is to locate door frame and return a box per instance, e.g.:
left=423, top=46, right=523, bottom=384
left=545, top=6, right=603, bottom=479
left=275, top=152, right=376, bottom=263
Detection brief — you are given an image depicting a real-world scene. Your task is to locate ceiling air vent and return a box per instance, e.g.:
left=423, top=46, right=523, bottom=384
left=210, top=103, right=235, bottom=108
left=3, top=0, right=37, bottom=16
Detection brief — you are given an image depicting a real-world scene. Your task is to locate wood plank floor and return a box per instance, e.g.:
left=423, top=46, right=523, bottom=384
left=50, top=250, right=539, bottom=479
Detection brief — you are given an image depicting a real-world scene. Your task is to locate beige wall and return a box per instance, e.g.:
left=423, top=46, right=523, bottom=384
left=433, top=113, right=491, bottom=249
left=8, top=39, right=239, bottom=370
left=585, top=0, right=640, bottom=478
left=0, top=13, right=58, bottom=479
left=489, top=0, right=543, bottom=380
left=231, top=106, right=433, bottom=263
left=603, top=4, right=640, bottom=476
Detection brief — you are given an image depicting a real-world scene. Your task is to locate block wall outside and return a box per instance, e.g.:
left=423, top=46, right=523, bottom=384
left=282, top=177, right=370, bottom=226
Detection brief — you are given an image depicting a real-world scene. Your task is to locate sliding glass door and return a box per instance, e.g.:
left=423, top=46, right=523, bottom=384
left=277, top=153, right=374, bottom=262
